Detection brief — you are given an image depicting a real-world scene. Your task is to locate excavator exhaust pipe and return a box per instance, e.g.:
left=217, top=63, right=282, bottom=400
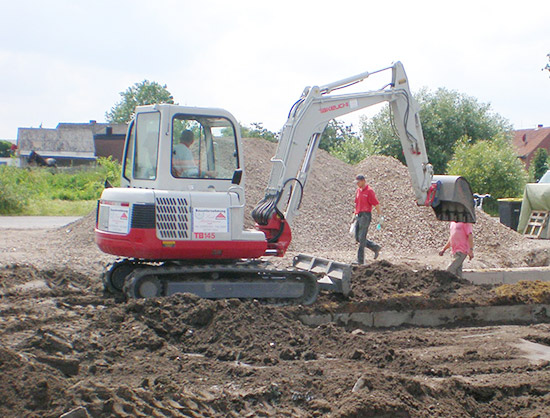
left=431, top=175, right=476, bottom=223
left=293, top=254, right=352, bottom=296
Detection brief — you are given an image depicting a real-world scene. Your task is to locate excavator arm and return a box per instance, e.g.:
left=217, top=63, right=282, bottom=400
left=252, top=61, right=475, bottom=255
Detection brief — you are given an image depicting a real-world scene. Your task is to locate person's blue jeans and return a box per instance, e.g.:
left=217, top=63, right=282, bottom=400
left=355, top=211, right=379, bottom=264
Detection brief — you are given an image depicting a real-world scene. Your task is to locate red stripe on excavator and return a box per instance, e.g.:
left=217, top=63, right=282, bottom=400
left=95, top=228, right=267, bottom=260
left=255, top=216, right=292, bottom=257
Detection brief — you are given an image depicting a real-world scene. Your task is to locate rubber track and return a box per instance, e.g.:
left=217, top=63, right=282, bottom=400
left=123, top=263, right=319, bottom=305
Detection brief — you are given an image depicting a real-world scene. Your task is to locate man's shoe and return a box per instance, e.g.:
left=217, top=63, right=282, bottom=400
left=373, top=246, right=381, bottom=260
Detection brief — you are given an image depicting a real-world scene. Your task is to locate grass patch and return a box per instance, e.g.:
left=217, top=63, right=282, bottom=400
left=23, top=199, right=97, bottom=216
left=493, top=280, right=550, bottom=304
left=0, top=157, right=120, bottom=216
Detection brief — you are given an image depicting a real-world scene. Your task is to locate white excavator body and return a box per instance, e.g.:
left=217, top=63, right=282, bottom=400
left=96, top=61, right=475, bottom=303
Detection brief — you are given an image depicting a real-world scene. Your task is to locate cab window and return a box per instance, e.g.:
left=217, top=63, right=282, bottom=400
left=172, top=115, right=239, bottom=179
left=123, top=122, right=135, bottom=180
left=133, top=112, right=160, bottom=180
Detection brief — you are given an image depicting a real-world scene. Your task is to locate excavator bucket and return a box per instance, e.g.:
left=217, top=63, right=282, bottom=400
left=431, top=175, right=476, bottom=223
left=293, top=254, right=351, bottom=296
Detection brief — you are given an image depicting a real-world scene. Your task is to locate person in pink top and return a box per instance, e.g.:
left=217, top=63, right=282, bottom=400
left=439, top=221, right=474, bottom=278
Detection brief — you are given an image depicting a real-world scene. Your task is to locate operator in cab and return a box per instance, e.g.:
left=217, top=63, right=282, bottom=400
left=172, top=130, right=215, bottom=178
left=173, top=130, right=199, bottom=177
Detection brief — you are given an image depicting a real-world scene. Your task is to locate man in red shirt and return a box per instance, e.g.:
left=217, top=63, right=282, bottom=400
left=439, top=221, right=474, bottom=278
left=354, top=174, right=382, bottom=264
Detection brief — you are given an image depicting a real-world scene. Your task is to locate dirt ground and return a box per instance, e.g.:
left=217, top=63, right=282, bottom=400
left=2, top=221, right=550, bottom=417
left=1, top=255, right=550, bottom=417
left=2, top=143, right=550, bottom=416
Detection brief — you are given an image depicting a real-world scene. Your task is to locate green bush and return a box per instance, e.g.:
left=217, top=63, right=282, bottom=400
left=0, top=158, right=122, bottom=215
left=0, top=178, right=27, bottom=214
left=97, top=156, right=122, bottom=187
left=0, top=140, right=12, bottom=157
left=330, top=136, right=378, bottom=165
left=447, top=135, right=528, bottom=200
left=529, top=148, right=549, bottom=182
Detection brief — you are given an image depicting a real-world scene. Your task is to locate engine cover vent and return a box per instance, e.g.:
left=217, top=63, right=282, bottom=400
left=155, top=196, right=190, bottom=240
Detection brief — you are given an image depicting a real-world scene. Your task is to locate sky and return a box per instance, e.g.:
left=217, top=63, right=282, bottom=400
left=0, top=0, right=549, bottom=140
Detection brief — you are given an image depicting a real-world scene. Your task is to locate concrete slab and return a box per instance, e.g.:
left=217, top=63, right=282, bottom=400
left=464, top=267, right=550, bottom=285
left=514, top=338, right=550, bottom=362
left=300, top=304, right=550, bottom=328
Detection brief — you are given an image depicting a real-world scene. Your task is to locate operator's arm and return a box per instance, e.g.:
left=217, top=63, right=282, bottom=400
left=172, top=158, right=199, bottom=177
left=374, top=204, right=382, bottom=217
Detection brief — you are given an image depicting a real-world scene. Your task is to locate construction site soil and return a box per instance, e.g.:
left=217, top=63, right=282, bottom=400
left=1, top=138, right=550, bottom=417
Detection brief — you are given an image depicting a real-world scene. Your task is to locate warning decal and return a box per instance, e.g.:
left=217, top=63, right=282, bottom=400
left=193, top=208, right=229, bottom=233
left=108, top=205, right=130, bottom=234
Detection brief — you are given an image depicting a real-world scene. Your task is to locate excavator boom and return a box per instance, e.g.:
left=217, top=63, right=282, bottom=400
left=253, top=61, right=475, bottom=249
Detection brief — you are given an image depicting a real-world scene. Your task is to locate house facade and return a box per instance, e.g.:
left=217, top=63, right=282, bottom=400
left=512, top=125, right=550, bottom=170
left=17, top=121, right=127, bottom=167
left=93, top=126, right=127, bottom=163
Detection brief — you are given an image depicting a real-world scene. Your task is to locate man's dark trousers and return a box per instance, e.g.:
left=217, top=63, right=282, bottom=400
left=355, top=211, right=379, bottom=264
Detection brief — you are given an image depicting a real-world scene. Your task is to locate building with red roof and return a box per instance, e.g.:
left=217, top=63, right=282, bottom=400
left=512, top=125, right=550, bottom=170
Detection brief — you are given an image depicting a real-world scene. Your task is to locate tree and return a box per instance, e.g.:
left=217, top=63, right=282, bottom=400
left=319, top=120, right=356, bottom=151
left=0, top=140, right=12, bottom=157
left=447, top=135, right=528, bottom=199
left=106, top=80, right=175, bottom=123
left=329, top=135, right=377, bottom=165
left=361, top=88, right=512, bottom=173
left=529, top=148, right=549, bottom=182
left=241, top=123, right=278, bottom=142
left=361, top=106, right=402, bottom=162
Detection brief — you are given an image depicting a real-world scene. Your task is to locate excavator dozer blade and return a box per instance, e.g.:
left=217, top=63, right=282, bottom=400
left=431, top=175, right=476, bottom=223
left=293, top=254, right=351, bottom=296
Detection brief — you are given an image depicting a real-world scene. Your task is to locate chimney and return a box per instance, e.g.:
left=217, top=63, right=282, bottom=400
left=522, top=133, right=527, bottom=143
left=106, top=127, right=113, bottom=135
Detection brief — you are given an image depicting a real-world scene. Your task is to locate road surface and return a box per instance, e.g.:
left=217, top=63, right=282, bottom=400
left=0, top=216, right=82, bottom=229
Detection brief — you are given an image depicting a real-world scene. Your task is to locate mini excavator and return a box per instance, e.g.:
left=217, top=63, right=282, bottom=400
left=95, top=61, right=475, bottom=304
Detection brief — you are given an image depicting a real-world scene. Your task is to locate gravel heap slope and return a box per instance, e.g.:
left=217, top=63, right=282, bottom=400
left=241, top=138, right=530, bottom=267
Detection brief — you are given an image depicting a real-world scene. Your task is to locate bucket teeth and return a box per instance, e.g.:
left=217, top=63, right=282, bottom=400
left=431, top=175, right=476, bottom=223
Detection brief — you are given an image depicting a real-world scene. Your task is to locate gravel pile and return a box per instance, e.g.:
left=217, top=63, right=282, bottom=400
left=242, top=138, right=529, bottom=267
left=44, top=137, right=533, bottom=270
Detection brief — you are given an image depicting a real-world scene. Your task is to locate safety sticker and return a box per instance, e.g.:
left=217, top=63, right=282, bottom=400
left=193, top=208, right=229, bottom=233
left=108, top=205, right=130, bottom=234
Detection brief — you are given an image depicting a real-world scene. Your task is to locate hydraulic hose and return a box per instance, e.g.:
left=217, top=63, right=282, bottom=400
left=251, top=178, right=304, bottom=229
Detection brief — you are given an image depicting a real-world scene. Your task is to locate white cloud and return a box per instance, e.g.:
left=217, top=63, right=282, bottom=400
left=0, top=0, right=549, bottom=139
